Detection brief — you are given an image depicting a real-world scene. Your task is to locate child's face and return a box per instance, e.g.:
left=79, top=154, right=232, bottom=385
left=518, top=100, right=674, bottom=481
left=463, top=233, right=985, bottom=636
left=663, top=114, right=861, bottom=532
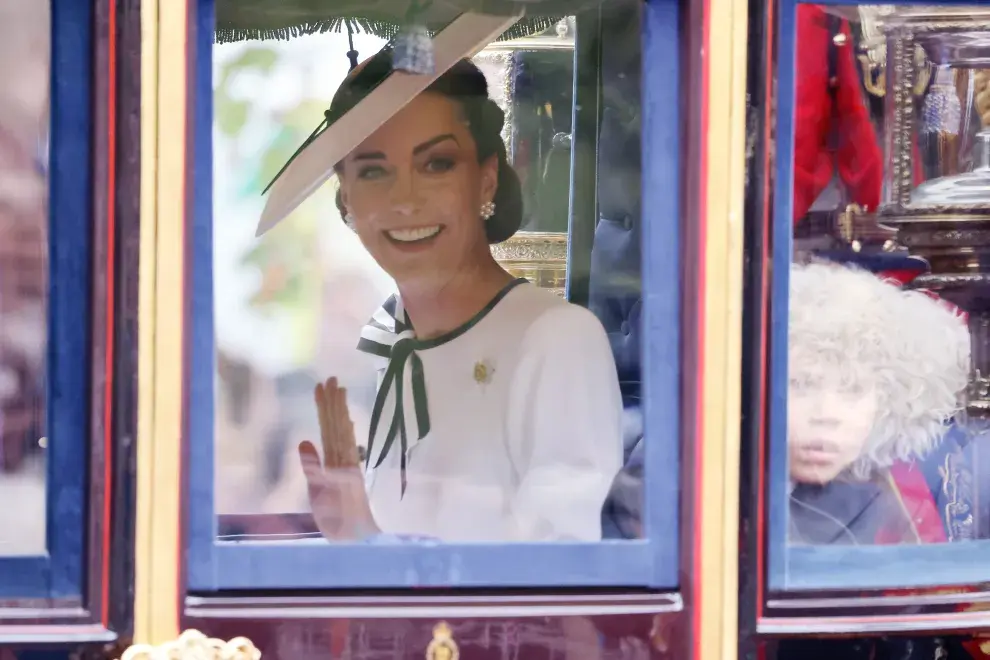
left=787, top=366, right=878, bottom=484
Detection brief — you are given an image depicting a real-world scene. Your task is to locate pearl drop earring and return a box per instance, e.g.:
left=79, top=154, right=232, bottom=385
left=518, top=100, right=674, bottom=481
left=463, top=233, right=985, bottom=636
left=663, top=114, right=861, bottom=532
left=480, top=201, right=496, bottom=220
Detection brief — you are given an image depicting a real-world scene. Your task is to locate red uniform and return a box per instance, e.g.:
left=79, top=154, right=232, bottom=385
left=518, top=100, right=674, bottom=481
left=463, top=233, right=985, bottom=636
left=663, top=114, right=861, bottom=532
left=793, top=5, right=883, bottom=222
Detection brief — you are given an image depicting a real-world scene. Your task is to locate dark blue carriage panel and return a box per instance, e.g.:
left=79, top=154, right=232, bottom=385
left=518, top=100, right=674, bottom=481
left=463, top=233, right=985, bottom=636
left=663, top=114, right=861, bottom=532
left=769, top=0, right=990, bottom=593
left=186, top=0, right=681, bottom=592
left=0, top=0, right=93, bottom=600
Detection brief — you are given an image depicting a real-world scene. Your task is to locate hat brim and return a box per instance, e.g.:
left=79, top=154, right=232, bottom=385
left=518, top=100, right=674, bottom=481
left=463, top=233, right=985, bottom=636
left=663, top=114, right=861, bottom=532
left=256, top=11, right=523, bottom=237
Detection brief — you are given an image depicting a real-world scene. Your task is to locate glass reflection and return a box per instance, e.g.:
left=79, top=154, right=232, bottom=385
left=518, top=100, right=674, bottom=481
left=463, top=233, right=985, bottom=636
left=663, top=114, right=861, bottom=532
left=214, top=14, right=644, bottom=544
left=787, top=3, right=990, bottom=547
left=0, top=1, right=48, bottom=556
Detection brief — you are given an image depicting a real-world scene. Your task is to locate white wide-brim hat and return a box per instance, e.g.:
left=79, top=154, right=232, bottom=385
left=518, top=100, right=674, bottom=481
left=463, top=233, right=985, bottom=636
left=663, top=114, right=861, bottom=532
left=256, top=12, right=523, bottom=237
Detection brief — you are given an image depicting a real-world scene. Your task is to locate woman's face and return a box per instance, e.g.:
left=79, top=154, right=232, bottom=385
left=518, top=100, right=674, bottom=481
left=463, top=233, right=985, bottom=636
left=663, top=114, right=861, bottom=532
left=787, top=365, right=878, bottom=484
left=337, top=92, right=498, bottom=286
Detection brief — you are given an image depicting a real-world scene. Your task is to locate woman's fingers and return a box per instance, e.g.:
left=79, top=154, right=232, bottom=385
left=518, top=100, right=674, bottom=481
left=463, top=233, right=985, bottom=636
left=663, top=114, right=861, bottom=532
left=298, top=440, right=323, bottom=483
left=326, top=378, right=342, bottom=463
left=333, top=383, right=359, bottom=467
left=326, top=377, right=347, bottom=467
left=336, top=381, right=353, bottom=425
left=314, top=382, right=333, bottom=467
left=332, top=382, right=361, bottom=467
left=299, top=440, right=340, bottom=533
left=299, top=433, right=377, bottom=541
left=315, top=376, right=363, bottom=468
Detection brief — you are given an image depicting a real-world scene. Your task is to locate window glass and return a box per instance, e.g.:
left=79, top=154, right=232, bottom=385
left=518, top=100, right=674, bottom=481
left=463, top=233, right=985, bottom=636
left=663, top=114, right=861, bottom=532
left=210, top=4, right=651, bottom=551
left=773, top=3, right=990, bottom=591
left=0, top=1, right=48, bottom=557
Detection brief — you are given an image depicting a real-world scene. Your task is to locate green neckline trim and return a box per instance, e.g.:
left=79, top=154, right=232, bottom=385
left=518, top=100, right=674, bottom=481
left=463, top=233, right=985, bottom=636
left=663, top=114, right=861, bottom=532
left=410, top=277, right=527, bottom=350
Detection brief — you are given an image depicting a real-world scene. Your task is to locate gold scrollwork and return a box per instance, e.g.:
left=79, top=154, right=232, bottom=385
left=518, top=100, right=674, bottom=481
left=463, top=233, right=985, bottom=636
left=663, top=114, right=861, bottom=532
left=425, top=622, right=459, bottom=660
left=117, top=629, right=261, bottom=660
left=857, top=45, right=931, bottom=98
left=490, top=231, right=568, bottom=297
left=859, top=54, right=886, bottom=98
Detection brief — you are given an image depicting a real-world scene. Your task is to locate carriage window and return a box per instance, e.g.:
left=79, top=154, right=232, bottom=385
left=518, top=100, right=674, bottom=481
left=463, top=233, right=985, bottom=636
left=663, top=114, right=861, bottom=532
left=190, top=0, right=681, bottom=591
left=213, top=15, right=641, bottom=545
left=772, top=2, right=990, bottom=591
left=0, top=1, right=49, bottom=558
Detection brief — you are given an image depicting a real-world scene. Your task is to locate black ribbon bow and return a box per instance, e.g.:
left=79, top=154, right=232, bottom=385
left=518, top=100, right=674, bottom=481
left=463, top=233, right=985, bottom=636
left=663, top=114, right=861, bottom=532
left=366, top=337, right=432, bottom=496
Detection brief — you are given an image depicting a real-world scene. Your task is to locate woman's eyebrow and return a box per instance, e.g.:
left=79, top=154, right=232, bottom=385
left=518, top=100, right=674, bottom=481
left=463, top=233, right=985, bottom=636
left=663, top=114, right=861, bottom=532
left=353, top=150, right=386, bottom=161
left=352, top=134, right=458, bottom=161
left=413, top=134, right=458, bottom=155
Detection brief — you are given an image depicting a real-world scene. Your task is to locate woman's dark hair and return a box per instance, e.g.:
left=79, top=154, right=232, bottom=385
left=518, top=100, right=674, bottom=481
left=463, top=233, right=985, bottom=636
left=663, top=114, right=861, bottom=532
left=331, top=51, right=523, bottom=244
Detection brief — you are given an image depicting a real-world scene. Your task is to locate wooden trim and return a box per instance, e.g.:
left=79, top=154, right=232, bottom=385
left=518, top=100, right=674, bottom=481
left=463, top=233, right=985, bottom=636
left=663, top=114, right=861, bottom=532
left=88, top=0, right=114, bottom=630
left=697, top=0, right=748, bottom=655
left=677, top=0, right=707, bottom=652
left=107, top=0, right=143, bottom=637
left=737, top=0, right=772, bottom=648
left=134, top=0, right=187, bottom=644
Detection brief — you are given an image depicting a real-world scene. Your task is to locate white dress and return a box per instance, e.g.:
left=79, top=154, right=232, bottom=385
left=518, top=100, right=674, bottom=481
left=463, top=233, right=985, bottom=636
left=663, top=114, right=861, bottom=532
left=356, top=279, right=624, bottom=542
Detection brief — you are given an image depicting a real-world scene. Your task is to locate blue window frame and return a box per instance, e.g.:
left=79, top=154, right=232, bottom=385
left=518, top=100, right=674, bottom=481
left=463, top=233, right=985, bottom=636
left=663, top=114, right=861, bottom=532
left=186, top=0, right=682, bottom=591
left=0, top=0, right=93, bottom=599
left=770, top=0, right=990, bottom=592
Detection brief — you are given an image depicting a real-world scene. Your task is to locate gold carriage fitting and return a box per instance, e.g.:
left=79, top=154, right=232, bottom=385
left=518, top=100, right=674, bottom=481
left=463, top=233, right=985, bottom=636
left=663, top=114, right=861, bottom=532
left=490, top=231, right=568, bottom=296
left=425, top=621, right=460, bottom=660
left=474, top=22, right=574, bottom=297
left=846, top=5, right=990, bottom=416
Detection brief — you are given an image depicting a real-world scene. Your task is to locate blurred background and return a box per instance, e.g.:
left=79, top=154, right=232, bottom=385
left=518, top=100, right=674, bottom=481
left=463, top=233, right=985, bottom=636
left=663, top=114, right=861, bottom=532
left=212, top=31, right=395, bottom=522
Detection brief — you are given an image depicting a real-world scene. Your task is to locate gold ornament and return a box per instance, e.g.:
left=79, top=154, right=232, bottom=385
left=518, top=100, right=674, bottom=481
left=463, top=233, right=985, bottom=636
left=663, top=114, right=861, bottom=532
left=117, top=629, right=261, bottom=660
left=425, top=622, right=459, bottom=660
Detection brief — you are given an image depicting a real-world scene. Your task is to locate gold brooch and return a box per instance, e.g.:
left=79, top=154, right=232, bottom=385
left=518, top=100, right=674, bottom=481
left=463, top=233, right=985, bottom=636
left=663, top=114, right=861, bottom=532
left=473, top=360, right=494, bottom=384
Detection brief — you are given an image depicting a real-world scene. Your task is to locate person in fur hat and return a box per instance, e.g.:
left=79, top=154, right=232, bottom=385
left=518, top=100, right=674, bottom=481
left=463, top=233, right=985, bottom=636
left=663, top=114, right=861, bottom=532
left=788, top=260, right=970, bottom=545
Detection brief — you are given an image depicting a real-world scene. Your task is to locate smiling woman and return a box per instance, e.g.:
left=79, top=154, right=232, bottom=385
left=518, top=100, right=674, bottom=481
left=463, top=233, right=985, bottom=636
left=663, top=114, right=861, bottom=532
left=268, top=47, right=625, bottom=542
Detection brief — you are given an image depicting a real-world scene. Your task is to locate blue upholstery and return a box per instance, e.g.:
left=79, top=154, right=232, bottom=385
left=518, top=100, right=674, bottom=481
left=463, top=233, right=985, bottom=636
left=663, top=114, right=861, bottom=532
left=601, top=406, right=645, bottom=539
left=588, top=0, right=647, bottom=540
left=918, top=422, right=990, bottom=541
